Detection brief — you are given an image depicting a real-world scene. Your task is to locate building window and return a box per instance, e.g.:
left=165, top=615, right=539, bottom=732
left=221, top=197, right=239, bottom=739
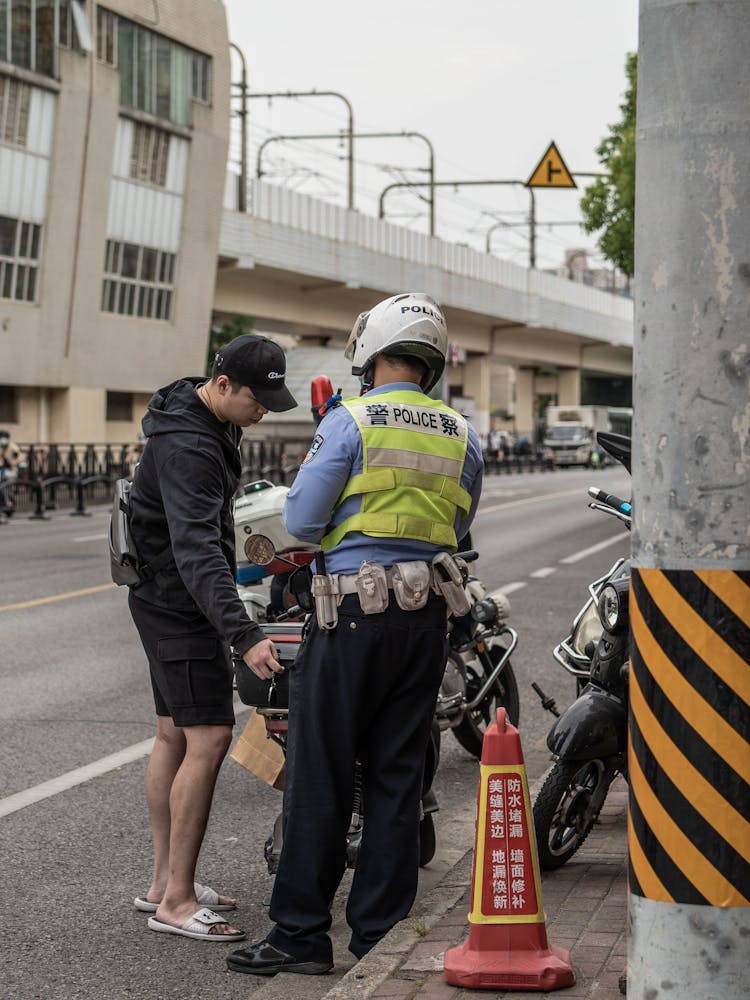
left=106, top=390, right=132, bottom=422
left=59, top=0, right=91, bottom=53
left=0, top=74, right=30, bottom=147
left=130, top=122, right=170, bottom=187
left=96, top=11, right=211, bottom=127
left=101, top=239, right=175, bottom=321
left=0, top=0, right=78, bottom=76
left=0, top=214, right=41, bottom=302
left=191, top=51, right=210, bottom=104
left=95, top=5, right=116, bottom=65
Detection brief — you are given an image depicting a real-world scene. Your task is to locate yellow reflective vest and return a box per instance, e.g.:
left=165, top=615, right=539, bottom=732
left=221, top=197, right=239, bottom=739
left=320, top=389, right=471, bottom=552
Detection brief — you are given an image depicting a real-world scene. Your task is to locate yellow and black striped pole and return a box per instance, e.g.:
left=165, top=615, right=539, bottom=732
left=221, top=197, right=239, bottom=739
left=631, top=2, right=750, bottom=995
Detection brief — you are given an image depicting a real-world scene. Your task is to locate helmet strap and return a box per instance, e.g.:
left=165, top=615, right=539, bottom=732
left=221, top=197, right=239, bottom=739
left=358, top=364, right=374, bottom=395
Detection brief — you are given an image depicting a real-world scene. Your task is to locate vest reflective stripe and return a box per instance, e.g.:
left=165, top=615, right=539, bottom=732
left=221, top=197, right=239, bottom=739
left=367, top=446, right=465, bottom=479
left=322, top=513, right=456, bottom=551
left=337, top=466, right=471, bottom=513
left=320, top=390, right=469, bottom=552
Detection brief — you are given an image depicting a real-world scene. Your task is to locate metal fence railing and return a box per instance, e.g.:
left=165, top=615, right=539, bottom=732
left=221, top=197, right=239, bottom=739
left=1, top=437, right=558, bottom=521
left=1, top=443, right=134, bottom=519
left=1, top=440, right=315, bottom=519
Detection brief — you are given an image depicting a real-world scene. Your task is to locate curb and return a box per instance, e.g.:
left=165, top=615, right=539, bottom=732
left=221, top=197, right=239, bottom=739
left=319, top=773, right=547, bottom=1000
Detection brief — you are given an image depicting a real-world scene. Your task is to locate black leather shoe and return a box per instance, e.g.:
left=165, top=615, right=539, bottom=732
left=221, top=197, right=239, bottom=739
left=226, top=940, right=333, bottom=976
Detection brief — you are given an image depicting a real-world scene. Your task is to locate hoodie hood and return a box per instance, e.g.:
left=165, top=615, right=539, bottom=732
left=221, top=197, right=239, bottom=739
left=142, top=377, right=242, bottom=470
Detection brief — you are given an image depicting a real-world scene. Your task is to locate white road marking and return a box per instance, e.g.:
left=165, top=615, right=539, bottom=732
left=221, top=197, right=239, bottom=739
left=487, top=532, right=627, bottom=603
left=476, top=486, right=586, bottom=516
left=0, top=739, right=156, bottom=819
left=0, top=700, right=251, bottom=819
left=559, top=531, right=630, bottom=565
left=72, top=533, right=108, bottom=542
left=490, top=582, right=527, bottom=598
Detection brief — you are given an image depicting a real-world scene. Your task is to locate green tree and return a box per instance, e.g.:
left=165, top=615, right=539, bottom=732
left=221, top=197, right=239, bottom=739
left=580, top=52, right=636, bottom=277
left=206, top=315, right=255, bottom=374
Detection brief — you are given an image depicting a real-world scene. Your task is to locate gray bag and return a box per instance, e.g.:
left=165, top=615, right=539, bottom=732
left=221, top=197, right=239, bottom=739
left=109, top=477, right=171, bottom=587
left=109, top=478, right=142, bottom=586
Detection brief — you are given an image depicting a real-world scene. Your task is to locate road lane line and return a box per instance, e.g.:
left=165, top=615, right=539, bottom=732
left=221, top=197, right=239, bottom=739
left=491, top=582, right=527, bottom=597
left=0, top=700, right=252, bottom=819
left=476, top=486, right=589, bottom=516
left=0, top=582, right=117, bottom=613
left=72, top=533, right=108, bottom=543
left=0, top=739, right=155, bottom=819
left=487, top=532, right=627, bottom=601
left=559, top=531, right=630, bottom=564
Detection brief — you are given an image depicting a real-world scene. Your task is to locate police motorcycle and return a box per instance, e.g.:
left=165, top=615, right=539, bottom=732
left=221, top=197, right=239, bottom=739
left=532, top=432, right=632, bottom=870
left=232, top=524, right=443, bottom=873
left=437, top=533, right=520, bottom=757
left=235, top=482, right=520, bottom=758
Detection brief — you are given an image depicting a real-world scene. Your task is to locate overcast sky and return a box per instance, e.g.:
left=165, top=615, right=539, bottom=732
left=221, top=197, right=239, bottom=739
left=223, top=1, right=638, bottom=272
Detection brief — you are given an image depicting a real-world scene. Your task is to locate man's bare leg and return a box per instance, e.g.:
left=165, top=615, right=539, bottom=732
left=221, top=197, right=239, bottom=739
left=144, top=716, right=186, bottom=902
left=153, top=724, right=240, bottom=935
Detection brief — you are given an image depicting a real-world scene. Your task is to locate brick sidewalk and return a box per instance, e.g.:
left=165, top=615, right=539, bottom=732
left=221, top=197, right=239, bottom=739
left=322, top=779, right=628, bottom=1000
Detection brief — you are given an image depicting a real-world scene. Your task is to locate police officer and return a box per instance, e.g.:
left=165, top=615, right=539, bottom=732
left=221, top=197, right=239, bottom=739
left=227, top=292, right=483, bottom=976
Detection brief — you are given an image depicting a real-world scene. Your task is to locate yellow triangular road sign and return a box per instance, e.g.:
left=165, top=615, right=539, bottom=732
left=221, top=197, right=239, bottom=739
left=526, top=141, right=577, bottom=188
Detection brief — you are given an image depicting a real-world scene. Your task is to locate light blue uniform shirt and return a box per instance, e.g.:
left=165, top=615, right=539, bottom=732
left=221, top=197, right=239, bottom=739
left=283, top=382, right=484, bottom=575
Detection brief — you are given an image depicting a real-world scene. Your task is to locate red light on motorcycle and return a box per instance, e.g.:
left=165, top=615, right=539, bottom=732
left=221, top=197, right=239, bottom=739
left=311, top=375, right=334, bottom=408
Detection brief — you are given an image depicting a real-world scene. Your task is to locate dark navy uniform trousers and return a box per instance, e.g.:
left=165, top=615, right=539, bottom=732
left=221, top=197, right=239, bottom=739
left=267, top=591, right=448, bottom=963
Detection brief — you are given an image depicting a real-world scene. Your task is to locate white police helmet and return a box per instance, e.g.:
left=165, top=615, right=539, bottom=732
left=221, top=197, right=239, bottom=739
left=344, top=292, right=448, bottom=393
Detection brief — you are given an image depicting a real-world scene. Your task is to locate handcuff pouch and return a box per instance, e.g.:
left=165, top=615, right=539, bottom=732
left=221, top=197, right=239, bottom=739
left=391, top=560, right=430, bottom=611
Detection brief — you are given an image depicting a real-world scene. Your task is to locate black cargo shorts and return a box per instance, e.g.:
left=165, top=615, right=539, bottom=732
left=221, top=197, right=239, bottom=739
left=128, top=591, right=235, bottom=727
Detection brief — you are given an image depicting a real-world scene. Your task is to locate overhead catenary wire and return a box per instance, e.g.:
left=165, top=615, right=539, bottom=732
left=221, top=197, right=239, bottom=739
left=233, top=94, right=609, bottom=269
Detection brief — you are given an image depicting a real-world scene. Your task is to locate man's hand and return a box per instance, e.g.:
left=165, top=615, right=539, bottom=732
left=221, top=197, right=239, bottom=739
left=243, top=638, right=284, bottom=680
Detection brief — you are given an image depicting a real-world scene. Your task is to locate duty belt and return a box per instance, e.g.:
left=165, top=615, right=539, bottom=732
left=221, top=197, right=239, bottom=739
left=311, top=552, right=471, bottom=630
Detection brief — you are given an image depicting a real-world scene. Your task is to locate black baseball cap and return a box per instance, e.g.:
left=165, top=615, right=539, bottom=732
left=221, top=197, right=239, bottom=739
left=214, top=334, right=297, bottom=412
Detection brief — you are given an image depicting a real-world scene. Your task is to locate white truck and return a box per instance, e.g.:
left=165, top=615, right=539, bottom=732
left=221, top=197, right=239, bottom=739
left=543, top=405, right=612, bottom=468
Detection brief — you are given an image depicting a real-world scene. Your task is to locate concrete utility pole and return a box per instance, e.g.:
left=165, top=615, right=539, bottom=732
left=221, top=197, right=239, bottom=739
left=630, top=2, right=750, bottom=997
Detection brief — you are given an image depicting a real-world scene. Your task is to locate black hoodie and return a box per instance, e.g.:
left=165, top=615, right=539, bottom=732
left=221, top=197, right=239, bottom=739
left=129, top=377, right=264, bottom=656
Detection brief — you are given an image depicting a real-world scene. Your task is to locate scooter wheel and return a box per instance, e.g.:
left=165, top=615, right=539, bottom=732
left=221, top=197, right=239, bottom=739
left=533, top=759, right=608, bottom=870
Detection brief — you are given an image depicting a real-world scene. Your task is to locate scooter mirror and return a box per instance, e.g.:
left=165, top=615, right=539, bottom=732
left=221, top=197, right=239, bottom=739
left=243, top=534, right=276, bottom=565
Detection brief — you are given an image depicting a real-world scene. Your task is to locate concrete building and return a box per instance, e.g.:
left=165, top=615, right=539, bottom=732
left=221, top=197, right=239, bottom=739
left=0, top=0, right=230, bottom=443
left=0, top=2, right=632, bottom=452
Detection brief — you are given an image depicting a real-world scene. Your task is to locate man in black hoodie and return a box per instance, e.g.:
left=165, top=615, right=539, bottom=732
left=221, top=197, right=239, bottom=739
left=128, top=335, right=297, bottom=942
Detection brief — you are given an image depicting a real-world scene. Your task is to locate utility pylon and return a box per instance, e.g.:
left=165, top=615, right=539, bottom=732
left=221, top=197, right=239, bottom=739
left=630, top=1, right=750, bottom=997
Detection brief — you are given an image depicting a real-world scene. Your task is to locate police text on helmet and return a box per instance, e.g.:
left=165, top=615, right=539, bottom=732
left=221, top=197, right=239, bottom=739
left=400, top=305, right=445, bottom=324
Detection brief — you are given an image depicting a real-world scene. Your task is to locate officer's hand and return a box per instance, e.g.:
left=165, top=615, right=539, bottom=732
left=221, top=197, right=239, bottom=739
left=243, top=638, right=284, bottom=680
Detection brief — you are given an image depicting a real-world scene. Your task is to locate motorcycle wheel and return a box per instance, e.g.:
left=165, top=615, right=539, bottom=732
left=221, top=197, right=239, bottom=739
left=533, top=759, right=608, bottom=870
left=419, top=813, right=436, bottom=867
left=452, top=647, right=520, bottom=758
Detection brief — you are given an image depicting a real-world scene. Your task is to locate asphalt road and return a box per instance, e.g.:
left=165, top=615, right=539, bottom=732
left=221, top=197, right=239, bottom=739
left=0, top=464, right=631, bottom=1000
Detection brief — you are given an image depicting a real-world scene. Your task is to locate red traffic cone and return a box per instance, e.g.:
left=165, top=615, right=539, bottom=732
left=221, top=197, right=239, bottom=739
left=444, top=708, right=575, bottom=991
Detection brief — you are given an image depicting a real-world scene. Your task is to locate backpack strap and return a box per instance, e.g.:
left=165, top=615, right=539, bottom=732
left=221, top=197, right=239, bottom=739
left=138, top=545, right=173, bottom=583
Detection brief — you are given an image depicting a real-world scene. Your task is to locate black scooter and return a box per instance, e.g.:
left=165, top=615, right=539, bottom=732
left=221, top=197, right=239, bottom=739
left=532, top=432, right=632, bottom=870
